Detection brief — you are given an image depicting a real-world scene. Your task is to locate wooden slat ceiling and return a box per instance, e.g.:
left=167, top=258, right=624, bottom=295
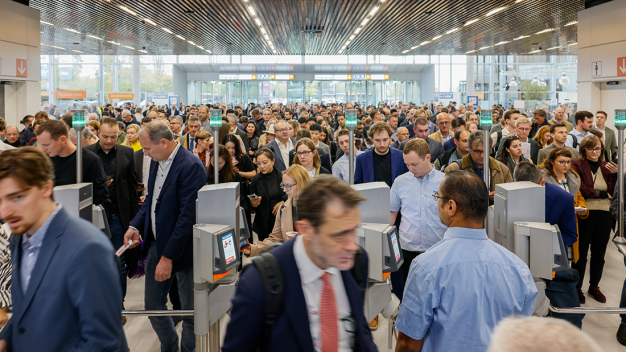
left=33, top=0, right=583, bottom=56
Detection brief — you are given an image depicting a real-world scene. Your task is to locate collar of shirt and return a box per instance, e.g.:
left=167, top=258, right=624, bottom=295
left=413, top=166, right=436, bottom=181
left=572, top=129, right=590, bottom=138
left=277, top=138, right=293, bottom=149
left=293, top=235, right=340, bottom=285
left=22, top=204, right=63, bottom=248
left=96, top=142, right=116, bottom=155
left=159, top=141, right=181, bottom=170
left=443, top=226, right=489, bottom=241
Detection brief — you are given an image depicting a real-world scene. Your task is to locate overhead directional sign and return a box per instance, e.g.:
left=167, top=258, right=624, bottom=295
left=618, top=57, right=626, bottom=77
left=592, top=61, right=602, bottom=77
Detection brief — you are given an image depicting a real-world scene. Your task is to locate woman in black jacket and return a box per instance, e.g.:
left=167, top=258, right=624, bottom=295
left=207, top=144, right=243, bottom=185
left=249, top=147, right=287, bottom=242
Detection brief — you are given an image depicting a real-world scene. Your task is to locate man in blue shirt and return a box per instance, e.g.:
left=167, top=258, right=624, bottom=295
left=396, top=171, right=537, bottom=352
left=390, top=138, right=447, bottom=289
left=332, top=129, right=363, bottom=182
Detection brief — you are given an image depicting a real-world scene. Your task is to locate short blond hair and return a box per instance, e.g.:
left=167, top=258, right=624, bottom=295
left=403, top=138, right=431, bottom=158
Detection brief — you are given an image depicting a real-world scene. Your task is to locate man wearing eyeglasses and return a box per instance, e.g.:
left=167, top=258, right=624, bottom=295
left=265, top=120, right=296, bottom=172
left=428, top=113, right=452, bottom=145
left=395, top=171, right=537, bottom=352
left=548, top=107, right=574, bottom=132
left=495, top=117, right=540, bottom=164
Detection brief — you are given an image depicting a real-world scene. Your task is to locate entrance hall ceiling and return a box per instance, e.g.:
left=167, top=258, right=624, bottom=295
left=33, top=0, right=583, bottom=56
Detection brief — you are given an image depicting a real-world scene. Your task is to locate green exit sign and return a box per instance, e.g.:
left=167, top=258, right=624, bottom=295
left=345, top=109, right=358, bottom=127
left=616, top=109, right=626, bottom=127
left=209, top=109, right=222, bottom=127
left=480, top=109, right=493, bottom=126
left=71, top=110, right=86, bottom=128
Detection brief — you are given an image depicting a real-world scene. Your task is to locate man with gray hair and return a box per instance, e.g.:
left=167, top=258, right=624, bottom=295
left=122, top=109, right=139, bottom=130
left=124, top=120, right=206, bottom=352
left=227, top=113, right=250, bottom=152
left=170, top=116, right=183, bottom=138
left=88, top=112, right=98, bottom=121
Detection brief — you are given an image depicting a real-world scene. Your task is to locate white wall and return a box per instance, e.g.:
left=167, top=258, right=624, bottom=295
left=0, top=0, right=40, bottom=127
left=421, top=65, right=435, bottom=105
left=577, top=0, right=626, bottom=128
left=172, top=64, right=187, bottom=104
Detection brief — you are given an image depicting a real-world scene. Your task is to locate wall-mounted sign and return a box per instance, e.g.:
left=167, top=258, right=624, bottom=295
left=274, top=74, right=294, bottom=80
left=370, top=74, right=390, bottom=80
left=468, top=95, right=479, bottom=105
left=219, top=74, right=238, bottom=80
left=58, top=66, right=73, bottom=81
left=314, top=74, right=334, bottom=80
left=55, top=91, right=86, bottom=99
left=592, top=61, right=602, bottom=77
left=16, top=58, right=27, bottom=78
left=618, top=57, right=626, bottom=77
left=107, top=93, right=134, bottom=100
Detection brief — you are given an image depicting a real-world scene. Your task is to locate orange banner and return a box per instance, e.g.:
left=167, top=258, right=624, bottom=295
left=55, top=91, right=86, bottom=99
left=107, top=93, right=134, bottom=100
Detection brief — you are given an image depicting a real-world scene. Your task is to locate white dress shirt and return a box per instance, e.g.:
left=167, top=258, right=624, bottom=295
left=293, top=236, right=353, bottom=352
left=151, top=142, right=181, bottom=238
left=277, top=138, right=293, bottom=166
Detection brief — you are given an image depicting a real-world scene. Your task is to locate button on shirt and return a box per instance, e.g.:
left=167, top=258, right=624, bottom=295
left=21, top=204, right=63, bottom=295
left=151, top=142, right=181, bottom=239
left=396, top=227, right=538, bottom=352
left=293, top=236, right=353, bottom=352
left=332, top=150, right=363, bottom=182
left=390, top=169, right=447, bottom=252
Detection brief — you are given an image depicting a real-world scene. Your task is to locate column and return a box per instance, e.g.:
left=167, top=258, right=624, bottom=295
left=132, top=55, right=141, bottom=105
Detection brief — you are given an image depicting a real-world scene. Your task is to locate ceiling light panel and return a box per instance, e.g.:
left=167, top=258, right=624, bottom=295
left=339, top=1, right=385, bottom=54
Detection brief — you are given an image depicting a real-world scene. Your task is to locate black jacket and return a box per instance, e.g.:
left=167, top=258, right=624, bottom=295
left=19, top=126, right=36, bottom=146
left=85, top=143, right=140, bottom=229
left=249, top=167, right=287, bottom=240
left=233, top=128, right=251, bottom=153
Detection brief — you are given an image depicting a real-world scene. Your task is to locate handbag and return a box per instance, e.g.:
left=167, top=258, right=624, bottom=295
left=126, top=240, right=146, bottom=279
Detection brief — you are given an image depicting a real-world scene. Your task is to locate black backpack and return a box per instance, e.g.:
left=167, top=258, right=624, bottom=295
left=568, top=133, right=579, bottom=149
left=490, top=131, right=503, bottom=158
left=245, top=247, right=368, bottom=350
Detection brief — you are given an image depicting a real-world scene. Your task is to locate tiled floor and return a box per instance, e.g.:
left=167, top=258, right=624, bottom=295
left=124, top=240, right=626, bottom=351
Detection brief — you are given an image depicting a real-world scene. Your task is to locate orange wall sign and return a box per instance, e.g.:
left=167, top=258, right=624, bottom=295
left=55, top=91, right=86, bottom=99
left=107, top=93, right=135, bottom=100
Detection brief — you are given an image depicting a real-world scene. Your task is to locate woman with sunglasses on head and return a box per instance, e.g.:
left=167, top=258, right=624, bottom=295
left=241, top=164, right=309, bottom=257
left=292, top=138, right=330, bottom=178
left=249, top=147, right=287, bottom=242
left=570, top=135, right=618, bottom=304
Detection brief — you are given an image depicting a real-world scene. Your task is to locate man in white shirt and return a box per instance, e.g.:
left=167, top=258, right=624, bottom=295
left=333, top=129, right=363, bottom=182
left=266, top=120, right=295, bottom=171
left=566, top=111, right=594, bottom=151
left=223, top=176, right=378, bottom=352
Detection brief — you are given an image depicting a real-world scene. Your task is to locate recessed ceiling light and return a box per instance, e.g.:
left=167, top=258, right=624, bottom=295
left=432, top=35, right=442, bottom=41
left=40, top=21, right=54, bottom=26
left=144, top=18, right=156, bottom=26
left=162, top=28, right=173, bottom=34
left=260, top=27, right=267, bottom=34
left=515, top=0, right=524, bottom=2
left=255, top=18, right=261, bottom=26
left=119, top=6, right=137, bottom=16
left=446, top=28, right=459, bottom=34
left=420, top=41, right=430, bottom=45
left=176, top=35, right=185, bottom=40
left=565, top=21, right=578, bottom=26
left=536, top=28, right=555, bottom=34
left=464, top=18, right=479, bottom=26
left=486, top=7, right=506, bottom=16
left=361, top=18, right=369, bottom=26
left=513, top=35, right=529, bottom=40
left=349, top=35, right=356, bottom=40
left=355, top=27, right=362, bottom=34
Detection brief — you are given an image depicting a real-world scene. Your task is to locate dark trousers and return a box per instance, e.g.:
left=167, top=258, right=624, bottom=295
left=108, top=215, right=128, bottom=300
left=573, top=210, right=614, bottom=289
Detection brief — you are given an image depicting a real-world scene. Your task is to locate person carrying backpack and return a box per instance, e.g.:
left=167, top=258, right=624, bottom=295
left=222, top=175, right=378, bottom=352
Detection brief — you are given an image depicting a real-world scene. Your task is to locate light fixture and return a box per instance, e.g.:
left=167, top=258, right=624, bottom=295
left=263, top=34, right=270, bottom=40
left=40, top=21, right=54, bottom=26
left=162, top=28, right=173, bottom=34
left=420, top=40, right=430, bottom=45
left=64, top=28, right=81, bottom=34
left=124, top=45, right=135, bottom=49
left=349, top=34, right=356, bottom=40
left=144, top=18, right=156, bottom=26
left=486, top=7, right=505, bottom=16
left=369, top=6, right=379, bottom=16
left=107, top=41, right=120, bottom=45
left=446, top=28, right=459, bottom=34
left=50, top=45, right=65, bottom=49
left=119, top=6, right=137, bottom=16
left=247, top=6, right=255, bottom=15
left=71, top=50, right=84, bottom=53
left=546, top=46, right=561, bottom=50
left=361, top=18, right=369, bottom=26
left=188, top=40, right=196, bottom=45
left=206, top=49, right=212, bottom=53
left=139, top=50, right=148, bottom=53
left=260, top=27, right=267, bottom=34
left=255, top=18, right=261, bottom=26
left=464, top=18, right=479, bottom=26
left=479, top=46, right=490, bottom=50
left=402, top=49, right=409, bottom=54
left=528, top=49, right=542, bottom=53
left=494, top=41, right=509, bottom=46
left=411, top=45, right=418, bottom=50
left=565, top=21, right=578, bottom=26
left=176, top=35, right=185, bottom=40
left=516, top=0, right=524, bottom=2
left=355, top=27, right=362, bottom=34
left=513, top=35, right=529, bottom=40
left=197, top=45, right=204, bottom=49
left=87, top=35, right=103, bottom=40
left=466, top=50, right=477, bottom=54
left=432, top=35, right=442, bottom=41
left=568, top=42, right=578, bottom=46
left=536, top=28, right=555, bottom=34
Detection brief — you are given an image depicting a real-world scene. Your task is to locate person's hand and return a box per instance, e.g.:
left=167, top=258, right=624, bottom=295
left=608, top=193, right=613, bottom=200
left=607, top=162, right=619, bottom=174
left=250, top=196, right=262, bottom=208
left=139, top=195, right=146, bottom=204
left=0, top=308, right=8, bottom=326
left=272, top=201, right=284, bottom=215
left=241, top=244, right=251, bottom=256
left=576, top=207, right=589, bottom=216
left=138, top=185, right=146, bottom=192
left=106, top=178, right=114, bottom=186
left=124, top=227, right=141, bottom=248
left=155, top=257, right=173, bottom=282
left=0, top=339, right=6, bottom=352
left=489, top=191, right=495, bottom=201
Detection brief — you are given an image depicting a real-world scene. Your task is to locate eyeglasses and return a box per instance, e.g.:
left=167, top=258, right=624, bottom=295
left=296, top=151, right=313, bottom=157
left=438, top=121, right=450, bottom=125
left=471, top=149, right=484, bottom=155
left=587, top=147, right=603, bottom=153
left=280, top=182, right=296, bottom=191
left=557, top=160, right=572, bottom=165
left=517, top=128, right=530, bottom=132
left=275, top=128, right=291, bottom=133
left=432, top=191, right=451, bottom=202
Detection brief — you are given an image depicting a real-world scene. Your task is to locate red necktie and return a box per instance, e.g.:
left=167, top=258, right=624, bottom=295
left=320, top=272, right=338, bottom=352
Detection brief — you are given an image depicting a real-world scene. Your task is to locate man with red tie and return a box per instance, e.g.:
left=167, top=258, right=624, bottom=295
left=223, top=175, right=378, bottom=352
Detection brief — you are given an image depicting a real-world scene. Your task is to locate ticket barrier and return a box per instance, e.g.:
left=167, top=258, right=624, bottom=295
left=53, top=183, right=111, bottom=238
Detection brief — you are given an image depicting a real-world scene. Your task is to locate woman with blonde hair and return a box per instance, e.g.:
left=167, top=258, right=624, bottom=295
left=288, top=119, right=300, bottom=138
left=292, top=137, right=330, bottom=178
left=125, top=124, right=142, bottom=151
left=242, top=164, right=309, bottom=257
left=533, top=125, right=553, bottom=148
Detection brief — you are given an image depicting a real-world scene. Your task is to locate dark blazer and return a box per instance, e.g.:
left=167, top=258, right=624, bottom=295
left=0, top=207, right=128, bottom=351
left=129, top=146, right=206, bottom=273
left=571, top=158, right=617, bottom=200
left=545, top=183, right=578, bottom=247
left=288, top=147, right=332, bottom=174
left=222, top=239, right=377, bottom=352
left=354, top=148, right=408, bottom=185
left=399, top=137, right=444, bottom=161
left=85, top=143, right=140, bottom=229
left=266, top=138, right=297, bottom=172
left=443, top=138, right=456, bottom=151
left=249, top=167, right=288, bottom=238
left=234, top=127, right=251, bottom=153
left=134, top=149, right=144, bottom=182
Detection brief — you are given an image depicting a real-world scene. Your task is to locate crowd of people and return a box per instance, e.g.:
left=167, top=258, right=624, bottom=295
left=0, top=97, right=617, bottom=352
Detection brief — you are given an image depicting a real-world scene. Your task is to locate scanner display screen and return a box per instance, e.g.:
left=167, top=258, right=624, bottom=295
left=222, top=232, right=236, bottom=265
left=390, top=231, right=401, bottom=263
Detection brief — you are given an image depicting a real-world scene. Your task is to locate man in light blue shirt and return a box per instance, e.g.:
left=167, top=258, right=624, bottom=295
left=332, top=129, right=363, bottom=182
left=396, top=171, right=537, bottom=352
left=390, top=138, right=447, bottom=289
left=565, top=111, right=593, bottom=150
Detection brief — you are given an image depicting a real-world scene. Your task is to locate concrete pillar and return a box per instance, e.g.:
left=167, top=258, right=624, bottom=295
left=132, top=55, right=141, bottom=105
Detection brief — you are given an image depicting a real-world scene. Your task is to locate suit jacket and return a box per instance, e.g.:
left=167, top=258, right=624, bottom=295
left=443, top=137, right=456, bottom=151
left=85, top=143, right=140, bottom=229
left=235, top=127, right=251, bottom=153
left=598, top=127, right=617, bottom=161
left=354, top=148, right=408, bottom=184
left=428, top=130, right=452, bottom=145
left=0, top=207, right=128, bottom=352
left=545, top=183, right=578, bottom=247
left=222, top=239, right=377, bottom=352
left=399, top=137, right=444, bottom=161
left=288, top=147, right=332, bottom=174
left=178, top=132, right=194, bottom=151
left=129, top=146, right=207, bottom=273
left=266, top=138, right=297, bottom=172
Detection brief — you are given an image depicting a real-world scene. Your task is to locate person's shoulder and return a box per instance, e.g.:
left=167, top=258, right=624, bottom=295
left=81, top=147, right=100, bottom=160
left=117, top=144, right=134, bottom=154
left=60, top=211, right=111, bottom=249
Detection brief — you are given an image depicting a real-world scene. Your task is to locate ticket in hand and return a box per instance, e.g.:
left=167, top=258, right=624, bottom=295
left=116, top=240, right=133, bottom=257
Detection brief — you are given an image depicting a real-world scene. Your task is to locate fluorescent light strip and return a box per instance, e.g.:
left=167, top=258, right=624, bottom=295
left=107, top=41, right=120, bottom=45
left=64, top=28, right=81, bottom=34
left=187, top=40, right=196, bottom=45
left=568, top=42, right=578, bottom=46
left=369, top=6, right=379, bottom=16
left=479, top=46, right=491, bottom=50
left=119, top=6, right=137, bottom=16
left=513, top=35, right=529, bottom=40
left=420, top=41, right=430, bottom=45
left=355, top=27, right=362, bottom=34
left=341, top=2, right=382, bottom=53
left=144, top=18, right=156, bottom=26
left=206, top=49, right=212, bottom=53
left=197, top=45, right=204, bottom=49
left=446, top=28, right=459, bottom=34
left=402, top=49, right=409, bottom=54
left=255, top=18, right=261, bottom=26
left=247, top=6, right=255, bottom=15
left=245, top=3, right=273, bottom=53
left=494, top=41, right=509, bottom=46
left=528, top=49, right=542, bottom=53
left=361, top=18, right=369, bottom=26
left=88, top=35, right=103, bottom=40
left=50, top=45, right=65, bottom=49
left=565, top=21, right=578, bottom=26
left=536, top=28, right=555, bottom=34
left=162, top=28, right=173, bottom=34
left=71, top=50, right=84, bottom=53
left=40, top=21, right=54, bottom=26
left=139, top=50, right=148, bottom=53
left=432, top=35, right=442, bottom=41
left=176, top=35, right=185, bottom=40
left=411, top=45, right=418, bottom=50
left=260, top=27, right=267, bottom=34
left=546, top=46, right=561, bottom=50
left=486, top=7, right=505, bottom=16
left=466, top=50, right=477, bottom=54
left=465, top=18, right=479, bottom=26
left=124, top=45, right=135, bottom=49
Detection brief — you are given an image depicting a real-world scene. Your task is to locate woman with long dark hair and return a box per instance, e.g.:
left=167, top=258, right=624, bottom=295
left=498, top=136, right=531, bottom=175
left=245, top=121, right=259, bottom=157
left=249, top=147, right=287, bottom=242
left=207, top=144, right=242, bottom=184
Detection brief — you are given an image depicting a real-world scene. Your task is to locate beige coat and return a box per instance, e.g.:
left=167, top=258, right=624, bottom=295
left=249, top=198, right=295, bottom=257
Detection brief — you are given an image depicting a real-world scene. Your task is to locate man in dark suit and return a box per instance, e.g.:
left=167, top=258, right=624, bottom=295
left=85, top=118, right=139, bottom=305
left=124, top=121, right=206, bottom=352
left=265, top=120, right=297, bottom=172
left=223, top=176, right=377, bottom=352
left=166, top=104, right=179, bottom=117
left=355, top=121, right=408, bottom=185
left=0, top=147, right=127, bottom=351
left=398, top=117, right=445, bottom=162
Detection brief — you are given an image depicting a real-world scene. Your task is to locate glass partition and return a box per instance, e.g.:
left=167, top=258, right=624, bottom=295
left=288, top=81, right=304, bottom=104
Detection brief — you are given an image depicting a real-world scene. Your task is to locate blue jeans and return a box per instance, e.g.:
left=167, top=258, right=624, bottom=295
left=109, top=215, right=128, bottom=300
left=145, top=241, right=195, bottom=352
